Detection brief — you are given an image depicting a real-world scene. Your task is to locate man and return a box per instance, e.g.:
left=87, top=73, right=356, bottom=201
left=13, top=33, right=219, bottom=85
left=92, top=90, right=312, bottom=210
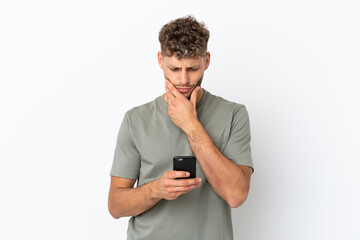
left=108, top=16, right=254, bottom=240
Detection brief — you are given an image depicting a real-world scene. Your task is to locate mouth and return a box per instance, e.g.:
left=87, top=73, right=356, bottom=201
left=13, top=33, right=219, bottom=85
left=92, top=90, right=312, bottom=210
left=177, top=88, right=192, bottom=93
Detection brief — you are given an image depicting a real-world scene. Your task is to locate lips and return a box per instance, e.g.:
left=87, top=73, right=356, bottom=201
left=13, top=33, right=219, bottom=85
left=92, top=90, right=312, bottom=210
left=177, top=88, right=192, bottom=93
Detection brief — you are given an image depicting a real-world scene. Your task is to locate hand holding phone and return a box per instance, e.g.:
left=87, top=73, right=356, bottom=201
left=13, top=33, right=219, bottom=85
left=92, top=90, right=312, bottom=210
left=154, top=168, right=201, bottom=201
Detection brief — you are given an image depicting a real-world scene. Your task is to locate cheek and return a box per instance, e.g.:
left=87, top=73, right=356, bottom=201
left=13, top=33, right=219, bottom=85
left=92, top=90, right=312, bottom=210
left=190, top=72, right=203, bottom=82
left=163, top=70, right=172, bottom=79
left=164, top=70, right=181, bottom=83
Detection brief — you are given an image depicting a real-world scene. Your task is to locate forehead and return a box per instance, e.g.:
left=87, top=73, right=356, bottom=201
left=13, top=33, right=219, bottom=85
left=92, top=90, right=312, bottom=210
left=163, top=55, right=204, bottom=67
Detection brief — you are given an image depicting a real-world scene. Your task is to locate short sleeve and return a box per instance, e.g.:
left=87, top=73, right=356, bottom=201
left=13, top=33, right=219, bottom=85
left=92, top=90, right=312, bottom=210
left=110, top=112, right=141, bottom=179
left=223, top=105, right=254, bottom=172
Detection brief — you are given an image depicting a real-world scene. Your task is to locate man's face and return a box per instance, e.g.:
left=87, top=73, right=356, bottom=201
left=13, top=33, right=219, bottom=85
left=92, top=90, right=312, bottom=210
left=158, top=52, right=210, bottom=99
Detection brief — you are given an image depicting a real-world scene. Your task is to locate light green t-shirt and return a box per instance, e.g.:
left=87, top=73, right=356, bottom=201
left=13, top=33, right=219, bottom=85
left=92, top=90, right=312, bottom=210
left=110, top=89, right=254, bottom=240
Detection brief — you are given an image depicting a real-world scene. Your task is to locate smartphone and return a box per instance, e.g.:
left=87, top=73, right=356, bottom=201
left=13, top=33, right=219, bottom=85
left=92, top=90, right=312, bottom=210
left=173, top=156, right=196, bottom=179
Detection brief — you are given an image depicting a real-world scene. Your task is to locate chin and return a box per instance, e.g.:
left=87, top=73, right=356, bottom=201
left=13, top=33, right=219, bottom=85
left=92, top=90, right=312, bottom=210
left=183, top=92, right=192, bottom=99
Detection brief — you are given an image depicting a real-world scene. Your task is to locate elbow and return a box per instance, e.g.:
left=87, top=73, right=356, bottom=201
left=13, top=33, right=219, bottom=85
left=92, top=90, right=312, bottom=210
left=227, top=198, right=244, bottom=209
left=108, top=202, right=122, bottom=219
left=108, top=201, right=136, bottom=219
left=227, top=190, right=249, bottom=208
left=109, top=211, right=121, bottom=219
left=108, top=207, right=121, bottom=219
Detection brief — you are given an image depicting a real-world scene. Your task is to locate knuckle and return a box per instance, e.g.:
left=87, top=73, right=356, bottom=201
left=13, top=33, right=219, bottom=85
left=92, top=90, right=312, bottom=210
left=164, top=180, right=171, bottom=187
left=163, top=180, right=170, bottom=187
left=170, top=171, right=177, bottom=178
left=167, top=171, right=174, bottom=178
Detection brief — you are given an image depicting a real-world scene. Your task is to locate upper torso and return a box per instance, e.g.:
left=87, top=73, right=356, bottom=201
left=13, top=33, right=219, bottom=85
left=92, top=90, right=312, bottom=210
left=111, top=89, right=253, bottom=240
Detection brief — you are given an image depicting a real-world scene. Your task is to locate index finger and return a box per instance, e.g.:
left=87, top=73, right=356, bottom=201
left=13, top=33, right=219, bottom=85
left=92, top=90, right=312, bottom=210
left=167, top=170, right=190, bottom=179
left=165, top=79, right=183, bottom=98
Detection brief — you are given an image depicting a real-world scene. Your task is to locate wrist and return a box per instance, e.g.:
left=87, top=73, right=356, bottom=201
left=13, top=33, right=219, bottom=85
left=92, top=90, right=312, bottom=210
left=183, top=120, right=202, bottom=136
left=148, top=179, right=161, bottom=200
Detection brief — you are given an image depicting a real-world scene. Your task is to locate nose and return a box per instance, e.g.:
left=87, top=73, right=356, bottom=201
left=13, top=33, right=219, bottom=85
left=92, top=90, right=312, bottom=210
left=179, top=70, right=190, bottom=85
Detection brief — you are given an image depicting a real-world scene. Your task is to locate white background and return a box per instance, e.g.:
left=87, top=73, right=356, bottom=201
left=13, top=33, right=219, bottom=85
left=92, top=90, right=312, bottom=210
left=1, top=0, right=359, bottom=239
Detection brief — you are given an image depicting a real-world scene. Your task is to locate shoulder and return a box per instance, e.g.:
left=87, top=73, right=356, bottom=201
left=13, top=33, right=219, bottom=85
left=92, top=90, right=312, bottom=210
left=124, top=97, right=159, bottom=120
left=205, top=90, right=247, bottom=115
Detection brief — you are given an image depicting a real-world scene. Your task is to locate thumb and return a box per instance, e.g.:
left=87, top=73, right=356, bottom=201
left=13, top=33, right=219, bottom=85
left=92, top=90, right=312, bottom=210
left=190, top=87, right=200, bottom=106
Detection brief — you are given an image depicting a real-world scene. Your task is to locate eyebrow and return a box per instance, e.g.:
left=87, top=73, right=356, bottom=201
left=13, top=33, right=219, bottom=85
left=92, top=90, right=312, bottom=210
left=168, top=65, right=201, bottom=69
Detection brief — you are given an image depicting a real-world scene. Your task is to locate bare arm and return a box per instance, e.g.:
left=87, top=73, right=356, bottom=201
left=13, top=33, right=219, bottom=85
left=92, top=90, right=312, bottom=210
left=185, top=121, right=252, bottom=208
left=164, top=80, right=253, bottom=208
left=108, top=171, right=202, bottom=219
left=108, top=177, right=159, bottom=219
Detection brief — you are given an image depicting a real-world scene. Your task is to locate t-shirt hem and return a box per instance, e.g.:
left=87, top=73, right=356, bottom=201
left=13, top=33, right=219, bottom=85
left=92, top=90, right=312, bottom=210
left=232, top=159, right=254, bottom=173
left=109, top=171, right=138, bottom=180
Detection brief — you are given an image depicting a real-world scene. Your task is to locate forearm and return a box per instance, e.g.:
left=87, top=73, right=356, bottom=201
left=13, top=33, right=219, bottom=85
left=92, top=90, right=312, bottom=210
left=185, top=121, right=251, bottom=208
left=108, top=181, right=161, bottom=219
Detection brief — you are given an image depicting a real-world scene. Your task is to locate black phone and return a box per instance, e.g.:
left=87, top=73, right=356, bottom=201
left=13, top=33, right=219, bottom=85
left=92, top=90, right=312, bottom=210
left=173, top=156, right=196, bottom=179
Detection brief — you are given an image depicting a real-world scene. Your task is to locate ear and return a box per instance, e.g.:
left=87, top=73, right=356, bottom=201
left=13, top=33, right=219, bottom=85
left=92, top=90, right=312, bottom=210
left=204, top=52, right=210, bottom=70
left=157, top=51, right=164, bottom=70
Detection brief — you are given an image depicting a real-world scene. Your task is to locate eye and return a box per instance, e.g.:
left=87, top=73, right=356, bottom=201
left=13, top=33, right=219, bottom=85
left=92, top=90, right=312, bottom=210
left=189, top=68, right=200, bottom=71
left=170, top=68, right=180, bottom=72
